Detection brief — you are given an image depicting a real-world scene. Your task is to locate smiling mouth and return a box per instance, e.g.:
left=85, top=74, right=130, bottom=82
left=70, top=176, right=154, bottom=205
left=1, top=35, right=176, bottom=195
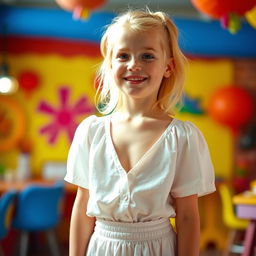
left=124, top=76, right=147, bottom=83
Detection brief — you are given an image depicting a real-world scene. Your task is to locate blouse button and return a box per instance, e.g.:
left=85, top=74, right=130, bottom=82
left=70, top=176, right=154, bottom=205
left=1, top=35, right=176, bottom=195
left=123, top=194, right=129, bottom=201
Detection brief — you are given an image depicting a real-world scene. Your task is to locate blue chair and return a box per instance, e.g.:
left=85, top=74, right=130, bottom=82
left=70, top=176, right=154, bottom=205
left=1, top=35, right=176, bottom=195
left=12, top=181, right=64, bottom=256
left=0, top=190, right=17, bottom=256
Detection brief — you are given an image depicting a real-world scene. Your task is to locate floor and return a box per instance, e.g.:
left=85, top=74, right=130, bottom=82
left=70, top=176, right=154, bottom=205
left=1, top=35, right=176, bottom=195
left=6, top=241, right=225, bottom=256
left=23, top=246, right=223, bottom=256
left=9, top=233, right=224, bottom=256
left=24, top=250, right=223, bottom=256
left=200, top=249, right=223, bottom=256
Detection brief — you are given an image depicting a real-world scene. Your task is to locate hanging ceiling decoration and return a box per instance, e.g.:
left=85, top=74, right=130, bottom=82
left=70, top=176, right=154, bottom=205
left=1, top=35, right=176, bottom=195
left=0, top=25, right=19, bottom=95
left=190, top=0, right=256, bottom=33
left=246, top=6, right=256, bottom=29
left=55, top=0, right=107, bottom=19
left=0, top=64, right=19, bottom=95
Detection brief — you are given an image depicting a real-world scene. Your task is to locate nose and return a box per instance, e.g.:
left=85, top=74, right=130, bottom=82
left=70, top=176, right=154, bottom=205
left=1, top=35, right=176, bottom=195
left=127, top=58, right=141, bottom=71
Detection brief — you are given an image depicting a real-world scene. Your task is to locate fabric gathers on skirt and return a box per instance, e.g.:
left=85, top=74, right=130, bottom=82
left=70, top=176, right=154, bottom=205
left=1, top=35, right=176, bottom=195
left=86, top=218, right=177, bottom=256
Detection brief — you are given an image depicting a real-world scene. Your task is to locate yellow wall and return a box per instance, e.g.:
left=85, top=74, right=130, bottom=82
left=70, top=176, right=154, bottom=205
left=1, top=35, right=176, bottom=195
left=176, top=58, right=234, bottom=179
left=1, top=54, right=101, bottom=176
left=0, top=55, right=234, bottom=179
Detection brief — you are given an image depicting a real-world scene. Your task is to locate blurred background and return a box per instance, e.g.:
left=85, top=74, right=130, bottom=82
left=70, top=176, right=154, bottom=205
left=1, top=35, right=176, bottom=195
left=0, top=0, right=256, bottom=255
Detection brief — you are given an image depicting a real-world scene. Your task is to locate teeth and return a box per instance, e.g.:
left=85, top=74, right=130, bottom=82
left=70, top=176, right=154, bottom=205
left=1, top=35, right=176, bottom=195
left=125, top=77, right=145, bottom=81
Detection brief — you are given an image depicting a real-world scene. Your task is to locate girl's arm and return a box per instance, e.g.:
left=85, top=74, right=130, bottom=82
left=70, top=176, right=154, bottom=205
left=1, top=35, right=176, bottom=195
left=69, top=186, right=96, bottom=256
left=174, top=194, right=200, bottom=256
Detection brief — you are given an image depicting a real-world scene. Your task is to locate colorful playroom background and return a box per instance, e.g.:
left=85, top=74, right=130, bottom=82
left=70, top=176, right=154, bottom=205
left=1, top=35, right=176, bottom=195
left=0, top=1, right=256, bottom=255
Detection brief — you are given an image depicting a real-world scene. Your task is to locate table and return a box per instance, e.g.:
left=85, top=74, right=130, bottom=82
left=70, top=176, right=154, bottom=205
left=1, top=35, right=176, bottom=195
left=0, top=178, right=77, bottom=194
left=233, top=191, right=256, bottom=256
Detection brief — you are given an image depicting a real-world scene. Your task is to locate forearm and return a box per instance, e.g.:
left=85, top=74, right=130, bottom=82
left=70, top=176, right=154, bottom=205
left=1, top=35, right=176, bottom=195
left=69, top=187, right=96, bottom=256
left=174, top=194, right=200, bottom=256
left=176, top=215, right=200, bottom=256
left=69, top=206, right=95, bottom=256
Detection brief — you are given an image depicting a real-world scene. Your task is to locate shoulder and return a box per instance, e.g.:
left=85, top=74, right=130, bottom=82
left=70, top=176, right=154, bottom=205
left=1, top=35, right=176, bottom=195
left=170, top=118, right=203, bottom=137
left=73, top=115, right=107, bottom=142
left=77, top=114, right=106, bottom=131
left=169, top=118, right=208, bottom=149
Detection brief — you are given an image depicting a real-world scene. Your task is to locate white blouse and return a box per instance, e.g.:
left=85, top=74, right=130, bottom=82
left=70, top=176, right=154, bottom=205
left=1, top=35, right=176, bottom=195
left=64, top=115, right=216, bottom=223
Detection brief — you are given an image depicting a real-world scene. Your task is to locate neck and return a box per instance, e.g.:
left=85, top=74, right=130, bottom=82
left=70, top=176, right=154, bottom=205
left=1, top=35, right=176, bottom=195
left=115, top=95, right=163, bottom=119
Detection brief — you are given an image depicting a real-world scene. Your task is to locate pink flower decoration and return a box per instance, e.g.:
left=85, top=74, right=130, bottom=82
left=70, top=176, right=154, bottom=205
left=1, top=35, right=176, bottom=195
left=37, top=86, right=94, bottom=144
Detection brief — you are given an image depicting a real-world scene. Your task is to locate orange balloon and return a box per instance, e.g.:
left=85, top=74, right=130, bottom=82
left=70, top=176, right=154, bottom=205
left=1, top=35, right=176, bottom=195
left=191, top=0, right=256, bottom=18
left=208, top=86, right=254, bottom=130
left=55, top=0, right=106, bottom=11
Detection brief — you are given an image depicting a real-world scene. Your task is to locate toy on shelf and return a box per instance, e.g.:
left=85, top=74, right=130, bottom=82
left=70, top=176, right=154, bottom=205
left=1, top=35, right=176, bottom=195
left=239, top=124, right=256, bottom=150
left=233, top=160, right=250, bottom=193
left=16, top=138, right=33, bottom=181
left=236, top=124, right=256, bottom=184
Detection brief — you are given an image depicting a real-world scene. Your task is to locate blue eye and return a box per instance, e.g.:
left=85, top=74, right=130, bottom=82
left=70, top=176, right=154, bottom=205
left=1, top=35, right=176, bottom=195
left=117, top=53, right=129, bottom=60
left=142, top=53, right=154, bottom=60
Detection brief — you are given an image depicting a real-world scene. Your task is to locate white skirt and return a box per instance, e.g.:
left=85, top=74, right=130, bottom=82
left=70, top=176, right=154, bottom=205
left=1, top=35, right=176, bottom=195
left=86, top=218, right=177, bottom=256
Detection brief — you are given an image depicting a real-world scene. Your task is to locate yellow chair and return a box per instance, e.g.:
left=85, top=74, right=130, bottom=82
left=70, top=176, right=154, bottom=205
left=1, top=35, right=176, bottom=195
left=170, top=218, right=176, bottom=232
left=219, top=183, right=248, bottom=256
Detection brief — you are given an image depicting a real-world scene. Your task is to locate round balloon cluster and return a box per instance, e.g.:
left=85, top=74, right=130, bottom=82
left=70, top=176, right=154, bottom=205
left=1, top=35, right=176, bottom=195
left=190, top=0, right=256, bottom=33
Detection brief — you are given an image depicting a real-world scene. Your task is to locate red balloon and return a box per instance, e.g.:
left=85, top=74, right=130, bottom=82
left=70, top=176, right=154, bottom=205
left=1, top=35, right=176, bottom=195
left=191, top=0, right=256, bottom=18
left=208, top=86, right=254, bottom=130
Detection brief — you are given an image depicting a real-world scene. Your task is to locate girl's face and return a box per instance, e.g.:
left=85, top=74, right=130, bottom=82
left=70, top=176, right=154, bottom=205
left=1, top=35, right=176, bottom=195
left=111, top=27, right=172, bottom=102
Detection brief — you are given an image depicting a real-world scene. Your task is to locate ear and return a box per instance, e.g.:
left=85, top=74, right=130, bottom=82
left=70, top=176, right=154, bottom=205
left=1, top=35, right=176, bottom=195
left=164, top=58, right=174, bottom=78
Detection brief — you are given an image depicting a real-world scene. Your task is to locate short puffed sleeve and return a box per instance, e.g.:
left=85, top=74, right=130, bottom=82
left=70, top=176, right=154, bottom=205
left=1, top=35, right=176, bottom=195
left=64, top=115, right=97, bottom=189
left=171, top=121, right=216, bottom=198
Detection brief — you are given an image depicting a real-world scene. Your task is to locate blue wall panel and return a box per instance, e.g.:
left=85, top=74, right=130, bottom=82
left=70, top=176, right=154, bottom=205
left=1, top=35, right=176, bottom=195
left=0, top=5, right=256, bottom=57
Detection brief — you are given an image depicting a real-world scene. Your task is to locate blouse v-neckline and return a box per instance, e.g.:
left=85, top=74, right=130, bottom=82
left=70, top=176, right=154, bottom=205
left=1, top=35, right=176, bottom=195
left=105, top=115, right=176, bottom=175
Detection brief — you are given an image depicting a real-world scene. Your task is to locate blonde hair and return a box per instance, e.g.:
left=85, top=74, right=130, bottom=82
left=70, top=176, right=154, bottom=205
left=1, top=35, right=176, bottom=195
left=95, top=9, right=186, bottom=115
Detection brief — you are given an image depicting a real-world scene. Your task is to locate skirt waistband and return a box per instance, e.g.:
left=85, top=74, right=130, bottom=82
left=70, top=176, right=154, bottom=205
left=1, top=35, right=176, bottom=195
left=94, top=218, right=174, bottom=241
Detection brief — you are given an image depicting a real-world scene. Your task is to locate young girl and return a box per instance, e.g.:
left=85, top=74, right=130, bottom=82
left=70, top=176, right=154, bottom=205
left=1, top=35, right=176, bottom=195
left=65, top=9, right=216, bottom=256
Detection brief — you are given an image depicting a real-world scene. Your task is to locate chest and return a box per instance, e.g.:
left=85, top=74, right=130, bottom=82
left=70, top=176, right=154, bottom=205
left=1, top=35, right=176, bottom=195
left=110, top=121, right=170, bottom=172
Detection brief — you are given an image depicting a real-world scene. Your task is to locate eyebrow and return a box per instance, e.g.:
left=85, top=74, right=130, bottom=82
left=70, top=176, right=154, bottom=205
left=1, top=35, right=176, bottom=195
left=143, top=47, right=157, bottom=52
left=115, top=47, right=157, bottom=52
